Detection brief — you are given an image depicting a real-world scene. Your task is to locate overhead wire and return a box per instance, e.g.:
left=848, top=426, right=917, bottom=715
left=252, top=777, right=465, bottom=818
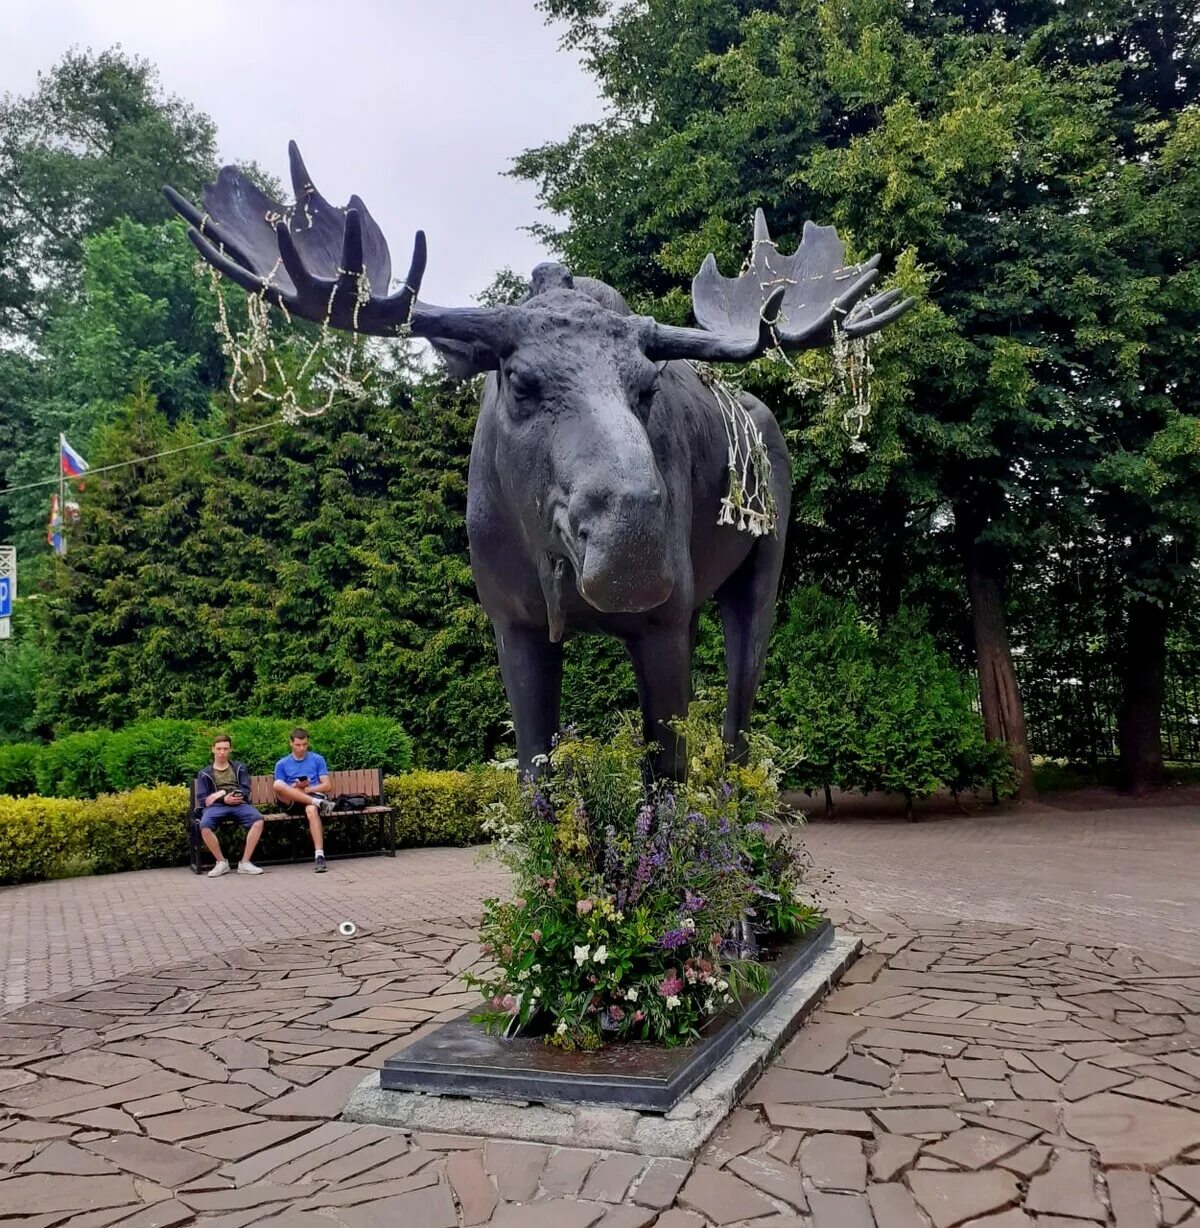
left=0, top=418, right=284, bottom=499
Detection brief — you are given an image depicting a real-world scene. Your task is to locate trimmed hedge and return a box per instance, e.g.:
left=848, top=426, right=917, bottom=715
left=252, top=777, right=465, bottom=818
left=5, top=715, right=413, bottom=799
left=0, top=786, right=188, bottom=885
left=0, top=767, right=512, bottom=885
left=385, top=768, right=515, bottom=847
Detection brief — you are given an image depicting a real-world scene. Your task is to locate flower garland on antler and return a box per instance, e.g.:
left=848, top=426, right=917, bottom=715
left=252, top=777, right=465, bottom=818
left=689, top=211, right=894, bottom=539
left=196, top=206, right=396, bottom=424
left=747, top=220, right=879, bottom=453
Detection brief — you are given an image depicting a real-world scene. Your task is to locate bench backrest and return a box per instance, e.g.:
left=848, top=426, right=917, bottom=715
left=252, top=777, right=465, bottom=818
left=192, top=768, right=386, bottom=811
left=247, top=768, right=385, bottom=808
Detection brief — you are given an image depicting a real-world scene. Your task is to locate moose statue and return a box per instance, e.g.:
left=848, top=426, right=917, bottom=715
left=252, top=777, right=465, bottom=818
left=166, top=144, right=911, bottom=778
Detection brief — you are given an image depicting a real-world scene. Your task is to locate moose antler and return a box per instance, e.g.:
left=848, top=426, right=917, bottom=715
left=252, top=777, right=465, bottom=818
left=165, top=143, right=511, bottom=350
left=644, top=210, right=913, bottom=362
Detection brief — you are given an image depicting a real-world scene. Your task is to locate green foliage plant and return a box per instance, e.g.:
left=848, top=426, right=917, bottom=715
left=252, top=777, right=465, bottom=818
left=34, top=730, right=110, bottom=798
left=102, top=718, right=203, bottom=791
left=467, top=707, right=823, bottom=1050
left=0, top=785, right=187, bottom=885
left=384, top=768, right=515, bottom=847
left=765, top=588, right=1013, bottom=811
left=0, top=742, right=41, bottom=796
left=308, top=715, right=413, bottom=777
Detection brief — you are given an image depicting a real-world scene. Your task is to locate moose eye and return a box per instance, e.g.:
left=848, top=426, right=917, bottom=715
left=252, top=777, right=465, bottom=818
left=506, top=366, right=539, bottom=402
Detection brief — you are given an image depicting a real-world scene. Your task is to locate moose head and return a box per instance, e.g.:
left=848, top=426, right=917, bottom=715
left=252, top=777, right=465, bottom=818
left=166, top=143, right=909, bottom=623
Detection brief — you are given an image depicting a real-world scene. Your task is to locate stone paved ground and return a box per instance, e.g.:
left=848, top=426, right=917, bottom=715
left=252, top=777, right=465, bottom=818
left=2, top=805, right=1196, bottom=1008
left=0, top=909, right=1198, bottom=1226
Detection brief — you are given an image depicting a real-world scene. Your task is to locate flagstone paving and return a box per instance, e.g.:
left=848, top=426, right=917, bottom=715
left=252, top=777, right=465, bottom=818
left=0, top=909, right=1197, bottom=1225
left=1, top=805, right=1196, bottom=1011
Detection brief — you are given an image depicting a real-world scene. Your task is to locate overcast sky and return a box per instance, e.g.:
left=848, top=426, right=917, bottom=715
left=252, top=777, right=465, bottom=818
left=1, top=0, right=607, bottom=306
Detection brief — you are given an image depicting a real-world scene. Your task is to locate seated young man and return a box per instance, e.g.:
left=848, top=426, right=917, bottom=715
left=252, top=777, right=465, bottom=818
left=196, top=734, right=265, bottom=878
left=273, top=727, right=333, bottom=873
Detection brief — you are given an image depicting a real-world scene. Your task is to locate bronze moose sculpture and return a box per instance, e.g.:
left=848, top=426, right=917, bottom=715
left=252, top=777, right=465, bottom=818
left=166, top=144, right=911, bottom=777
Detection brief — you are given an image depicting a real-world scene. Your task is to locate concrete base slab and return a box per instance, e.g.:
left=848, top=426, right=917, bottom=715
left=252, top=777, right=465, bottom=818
left=343, top=929, right=861, bottom=1158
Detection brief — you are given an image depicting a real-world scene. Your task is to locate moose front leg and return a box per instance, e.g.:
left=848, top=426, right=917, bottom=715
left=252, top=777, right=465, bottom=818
left=626, top=621, right=695, bottom=781
left=494, top=623, right=564, bottom=774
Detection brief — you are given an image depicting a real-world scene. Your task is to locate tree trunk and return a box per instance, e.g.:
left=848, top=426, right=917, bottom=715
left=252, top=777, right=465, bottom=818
left=1118, top=595, right=1168, bottom=793
left=958, top=521, right=1036, bottom=798
left=878, top=489, right=907, bottom=624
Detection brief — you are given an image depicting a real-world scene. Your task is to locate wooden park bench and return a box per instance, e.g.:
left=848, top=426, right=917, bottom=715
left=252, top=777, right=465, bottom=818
left=186, top=769, right=395, bottom=873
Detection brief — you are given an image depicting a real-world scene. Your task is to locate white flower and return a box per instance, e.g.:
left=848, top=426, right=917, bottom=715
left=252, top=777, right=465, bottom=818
left=682, top=917, right=696, bottom=932
left=593, top=944, right=609, bottom=965
left=532, top=986, right=542, bottom=998
left=555, top=1020, right=568, bottom=1036
left=532, top=964, right=542, bottom=974
left=573, top=945, right=590, bottom=967
left=666, top=995, right=681, bottom=1009
left=517, top=969, right=529, bottom=982
left=625, top=987, right=639, bottom=1003
left=723, top=993, right=733, bottom=1004
left=704, top=997, right=715, bottom=1013
left=716, top=979, right=729, bottom=992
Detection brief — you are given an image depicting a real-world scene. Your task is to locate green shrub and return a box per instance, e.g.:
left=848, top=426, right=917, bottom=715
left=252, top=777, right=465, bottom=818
left=34, top=730, right=111, bottom=798
left=765, top=587, right=1013, bottom=808
left=0, top=795, right=89, bottom=883
left=102, top=719, right=205, bottom=792
left=309, top=714, right=413, bottom=774
left=0, top=785, right=192, bottom=885
left=81, top=785, right=191, bottom=873
left=219, top=718, right=293, bottom=775
left=0, top=742, right=41, bottom=796
left=385, top=767, right=514, bottom=847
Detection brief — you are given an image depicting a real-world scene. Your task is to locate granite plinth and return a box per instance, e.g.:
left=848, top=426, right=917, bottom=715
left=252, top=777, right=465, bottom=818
left=345, top=928, right=861, bottom=1157
left=381, top=921, right=835, bottom=1112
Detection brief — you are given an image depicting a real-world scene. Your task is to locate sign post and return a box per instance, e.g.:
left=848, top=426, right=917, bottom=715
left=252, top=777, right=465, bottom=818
left=0, top=547, right=15, bottom=640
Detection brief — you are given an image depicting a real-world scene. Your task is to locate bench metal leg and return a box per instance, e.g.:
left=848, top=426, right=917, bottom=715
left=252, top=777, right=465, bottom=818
left=187, top=820, right=202, bottom=874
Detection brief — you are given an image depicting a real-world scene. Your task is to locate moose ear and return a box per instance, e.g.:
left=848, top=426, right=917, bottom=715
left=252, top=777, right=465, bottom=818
left=429, top=337, right=503, bottom=379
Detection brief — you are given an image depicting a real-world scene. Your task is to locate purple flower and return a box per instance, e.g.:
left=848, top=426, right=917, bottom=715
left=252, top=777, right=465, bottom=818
left=683, top=890, right=706, bottom=913
left=635, top=805, right=654, bottom=838
left=720, top=781, right=734, bottom=799
left=659, top=928, right=692, bottom=950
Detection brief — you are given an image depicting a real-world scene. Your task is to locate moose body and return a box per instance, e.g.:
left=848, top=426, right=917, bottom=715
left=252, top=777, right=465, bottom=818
left=466, top=273, right=791, bottom=776
left=167, top=143, right=910, bottom=778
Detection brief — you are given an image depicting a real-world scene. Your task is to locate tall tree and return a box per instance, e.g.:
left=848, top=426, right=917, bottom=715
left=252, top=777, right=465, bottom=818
left=0, top=47, right=217, bottom=332
left=518, top=0, right=1199, bottom=794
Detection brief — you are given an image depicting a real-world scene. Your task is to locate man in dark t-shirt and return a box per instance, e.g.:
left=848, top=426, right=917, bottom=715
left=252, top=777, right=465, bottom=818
left=195, top=734, right=265, bottom=878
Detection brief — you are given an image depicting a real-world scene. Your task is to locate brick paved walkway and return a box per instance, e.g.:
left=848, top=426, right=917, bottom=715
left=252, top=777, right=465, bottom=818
left=1, top=805, right=1196, bottom=1008
left=0, top=912, right=1197, bottom=1226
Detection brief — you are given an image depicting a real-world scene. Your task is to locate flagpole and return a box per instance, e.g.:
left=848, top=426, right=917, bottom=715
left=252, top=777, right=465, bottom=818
left=58, top=433, right=66, bottom=554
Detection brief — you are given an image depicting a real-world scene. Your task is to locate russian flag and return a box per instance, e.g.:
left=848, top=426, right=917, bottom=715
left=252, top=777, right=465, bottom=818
left=60, top=434, right=89, bottom=478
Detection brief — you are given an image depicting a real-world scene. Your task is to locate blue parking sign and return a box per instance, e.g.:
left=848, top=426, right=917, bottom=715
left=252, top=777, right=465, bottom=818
left=0, top=576, right=11, bottom=618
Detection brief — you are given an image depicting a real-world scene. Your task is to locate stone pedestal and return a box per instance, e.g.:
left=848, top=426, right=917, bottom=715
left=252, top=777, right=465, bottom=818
left=344, top=926, right=861, bottom=1158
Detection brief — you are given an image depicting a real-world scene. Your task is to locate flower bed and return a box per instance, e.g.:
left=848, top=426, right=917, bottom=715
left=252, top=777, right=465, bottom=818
left=469, top=708, right=823, bottom=1049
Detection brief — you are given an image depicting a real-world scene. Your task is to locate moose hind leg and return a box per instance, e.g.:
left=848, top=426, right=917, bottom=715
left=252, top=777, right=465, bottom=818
left=717, top=534, right=786, bottom=759
left=494, top=622, right=564, bottom=773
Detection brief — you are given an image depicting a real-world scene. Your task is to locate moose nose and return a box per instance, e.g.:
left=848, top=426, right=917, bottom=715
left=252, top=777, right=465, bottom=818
left=569, top=481, right=663, bottom=529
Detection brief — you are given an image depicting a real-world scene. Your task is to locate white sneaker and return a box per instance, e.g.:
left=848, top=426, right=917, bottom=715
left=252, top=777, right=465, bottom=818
left=237, top=861, right=264, bottom=875
left=207, top=860, right=230, bottom=878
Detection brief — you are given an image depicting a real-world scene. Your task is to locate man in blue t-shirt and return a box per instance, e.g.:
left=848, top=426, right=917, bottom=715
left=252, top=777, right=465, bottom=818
left=273, top=727, right=333, bottom=873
